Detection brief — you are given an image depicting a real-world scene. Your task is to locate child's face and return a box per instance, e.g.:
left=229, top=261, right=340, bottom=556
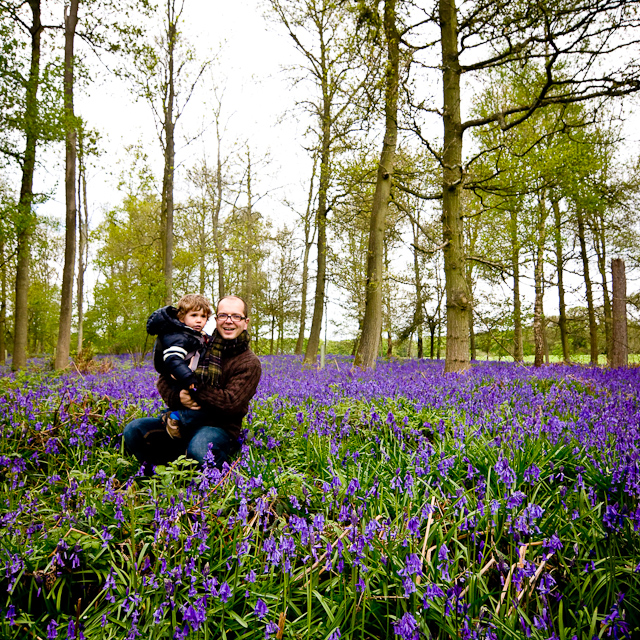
left=182, top=308, right=208, bottom=332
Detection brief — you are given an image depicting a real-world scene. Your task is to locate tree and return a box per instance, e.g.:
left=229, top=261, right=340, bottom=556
left=135, top=0, right=207, bottom=305
left=75, top=125, right=98, bottom=353
left=551, top=198, right=570, bottom=363
left=354, top=0, right=400, bottom=368
left=294, top=155, right=317, bottom=355
left=268, top=0, right=373, bottom=364
left=87, top=193, right=163, bottom=353
left=265, top=226, right=300, bottom=354
left=7, top=0, right=44, bottom=369
left=411, top=0, right=640, bottom=372
left=54, top=0, right=79, bottom=370
left=611, top=258, right=628, bottom=367
left=0, top=181, right=16, bottom=364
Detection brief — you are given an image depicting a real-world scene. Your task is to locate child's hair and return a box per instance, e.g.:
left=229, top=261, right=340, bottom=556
left=176, top=294, right=213, bottom=321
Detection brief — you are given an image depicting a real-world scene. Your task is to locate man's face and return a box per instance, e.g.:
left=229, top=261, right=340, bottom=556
left=216, top=297, right=249, bottom=340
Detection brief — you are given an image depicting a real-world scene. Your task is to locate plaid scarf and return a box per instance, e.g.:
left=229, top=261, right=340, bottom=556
left=195, top=329, right=250, bottom=387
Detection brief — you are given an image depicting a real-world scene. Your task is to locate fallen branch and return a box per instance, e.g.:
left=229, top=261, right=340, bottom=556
left=416, top=496, right=436, bottom=586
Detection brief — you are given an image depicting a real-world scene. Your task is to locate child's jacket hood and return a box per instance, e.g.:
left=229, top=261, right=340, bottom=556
left=146, top=305, right=202, bottom=339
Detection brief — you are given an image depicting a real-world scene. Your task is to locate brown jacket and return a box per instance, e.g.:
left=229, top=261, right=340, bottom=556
left=157, top=348, right=262, bottom=439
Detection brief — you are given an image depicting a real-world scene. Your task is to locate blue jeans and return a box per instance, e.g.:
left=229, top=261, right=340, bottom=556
left=171, top=408, right=211, bottom=430
left=123, top=415, right=238, bottom=470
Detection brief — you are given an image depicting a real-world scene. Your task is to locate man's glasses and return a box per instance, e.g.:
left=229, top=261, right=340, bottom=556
left=216, top=313, right=246, bottom=323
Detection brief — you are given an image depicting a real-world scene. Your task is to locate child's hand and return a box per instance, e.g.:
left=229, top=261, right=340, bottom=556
left=179, top=389, right=201, bottom=410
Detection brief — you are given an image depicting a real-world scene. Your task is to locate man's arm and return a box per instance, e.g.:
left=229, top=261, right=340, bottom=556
left=156, top=375, right=184, bottom=410
left=192, top=354, right=261, bottom=416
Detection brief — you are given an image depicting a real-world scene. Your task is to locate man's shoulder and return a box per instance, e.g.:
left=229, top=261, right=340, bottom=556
left=227, top=348, right=261, bottom=370
left=240, top=348, right=261, bottom=367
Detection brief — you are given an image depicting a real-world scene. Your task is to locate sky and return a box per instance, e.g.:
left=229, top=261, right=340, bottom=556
left=74, top=0, right=311, bottom=220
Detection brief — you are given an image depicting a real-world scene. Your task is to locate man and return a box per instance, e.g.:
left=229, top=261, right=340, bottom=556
left=123, top=295, right=262, bottom=471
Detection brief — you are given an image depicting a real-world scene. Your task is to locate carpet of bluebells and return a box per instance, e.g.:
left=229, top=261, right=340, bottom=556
left=1, top=355, right=639, bottom=640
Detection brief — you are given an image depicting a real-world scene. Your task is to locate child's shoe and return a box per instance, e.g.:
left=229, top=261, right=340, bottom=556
left=163, top=411, right=182, bottom=439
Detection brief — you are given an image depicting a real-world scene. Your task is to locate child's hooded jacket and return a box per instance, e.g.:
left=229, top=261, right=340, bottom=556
left=147, top=305, right=206, bottom=389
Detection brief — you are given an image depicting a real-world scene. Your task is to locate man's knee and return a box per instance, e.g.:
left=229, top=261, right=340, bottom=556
left=123, top=416, right=177, bottom=466
left=186, top=427, right=236, bottom=467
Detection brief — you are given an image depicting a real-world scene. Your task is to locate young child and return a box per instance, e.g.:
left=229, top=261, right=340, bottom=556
left=147, top=294, right=211, bottom=439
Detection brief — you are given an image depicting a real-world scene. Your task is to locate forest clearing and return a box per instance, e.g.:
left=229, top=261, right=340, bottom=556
left=3, top=0, right=640, bottom=637
left=1, top=355, right=638, bottom=639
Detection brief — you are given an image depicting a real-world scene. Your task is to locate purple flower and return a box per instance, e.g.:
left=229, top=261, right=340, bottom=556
left=5, top=604, right=16, bottom=625
left=495, top=455, right=517, bottom=487
left=153, top=602, right=167, bottom=623
left=543, top=533, right=563, bottom=554
left=393, top=612, right=419, bottom=640
left=398, top=553, right=423, bottom=578
left=218, top=581, right=232, bottom=603
left=347, top=478, right=361, bottom=495
left=46, top=619, right=59, bottom=639
left=182, top=597, right=207, bottom=630
left=328, top=628, right=341, bottom=640
left=173, top=625, right=189, bottom=640
left=603, top=503, right=625, bottom=532
left=254, top=598, right=268, bottom=620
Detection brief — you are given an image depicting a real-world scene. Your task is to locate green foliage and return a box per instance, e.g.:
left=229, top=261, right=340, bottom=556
left=86, top=194, right=164, bottom=354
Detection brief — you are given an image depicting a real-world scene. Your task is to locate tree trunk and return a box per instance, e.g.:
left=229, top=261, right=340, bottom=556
left=303, top=109, right=331, bottom=365
left=55, top=0, right=79, bottom=370
left=543, top=316, right=550, bottom=364
left=552, top=199, right=570, bottom=363
left=354, top=0, right=399, bottom=369
left=509, top=208, right=523, bottom=362
left=13, top=0, right=42, bottom=370
left=269, top=314, right=275, bottom=355
left=436, top=306, right=442, bottom=359
left=198, top=197, right=206, bottom=295
left=469, top=310, right=476, bottom=361
left=213, top=117, right=225, bottom=300
left=243, top=151, right=254, bottom=312
left=439, top=0, right=470, bottom=373
left=76, top=130, right=89, bottom=353
left=428, top=317, right=436, bottom=359
left=295, top=157, right=316, bottom=355
left=576, top=207, right=598, bottom=364
left=0, top=239, right=5, bottom=365
left=411, top=219, right=425, bottom=360
left=278, top=312, right=285, bottom=354
left=533, top=193, right=549, bottom=367
left=590, top=214, right=612, bottom=363
left=161, top=0, right=177, bottom=305
left=611, top=258, right=628, bottom=368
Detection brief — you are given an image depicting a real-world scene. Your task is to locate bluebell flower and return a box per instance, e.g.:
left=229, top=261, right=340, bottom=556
left=46, top=619, right=58, bottom=639
left=265, top=620, right=280, bottom=639
left=254, top=598, right=268, bottom=620
left=219, top=581, right=232, bottom=603
left=393, top=612, right=419, bottom=640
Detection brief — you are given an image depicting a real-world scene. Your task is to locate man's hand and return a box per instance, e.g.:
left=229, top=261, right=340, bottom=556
left=179, top=389, right=201, bottom=410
